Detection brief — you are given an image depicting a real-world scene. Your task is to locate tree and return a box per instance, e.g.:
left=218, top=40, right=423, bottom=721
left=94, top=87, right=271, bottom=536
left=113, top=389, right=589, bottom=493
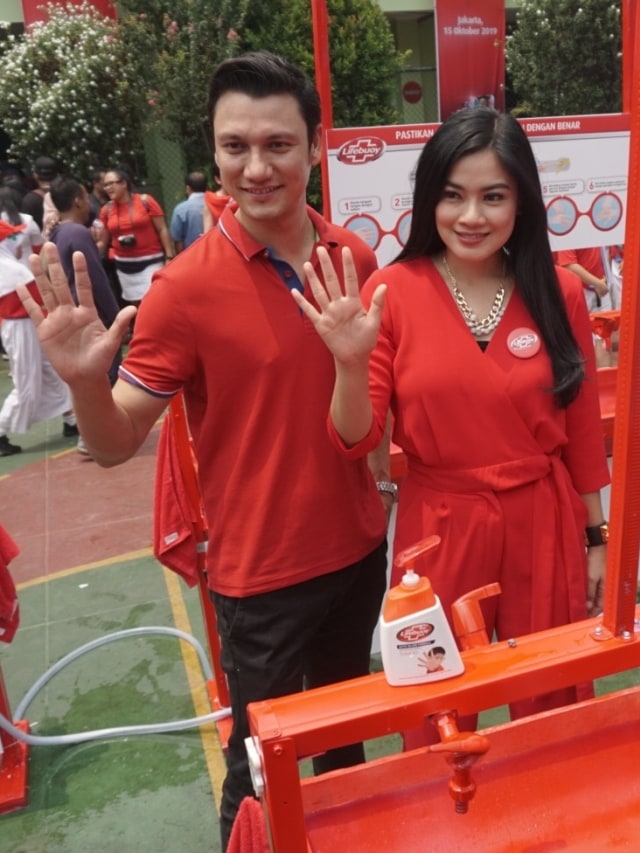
left=116, top=0, right=250, bottom=171
left=0, top=2, right=155, bottom=177
left=506, top=0, right=621, bottom=116
left=242, top=0, right=404, bottom=128
left=241, top=0, right=405, bottom=206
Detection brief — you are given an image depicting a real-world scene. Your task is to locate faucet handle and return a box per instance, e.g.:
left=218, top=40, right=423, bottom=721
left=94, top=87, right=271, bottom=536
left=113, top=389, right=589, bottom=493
left=451, top=582, right=502, bottom=649
left=428, top=711, right=491, bottom=813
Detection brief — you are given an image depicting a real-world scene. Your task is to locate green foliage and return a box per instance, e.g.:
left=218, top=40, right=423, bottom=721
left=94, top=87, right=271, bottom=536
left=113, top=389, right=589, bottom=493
left=116, top=0, right=250, bottom=171
left=0, top=0, right=401, bottom=201
left=507, top=0, right=621, bottom=116
left=242, top=0, right=403, bottom=128
left=0, top=2, right=154, bottom=177
left=241, top=0, right=405, bottom=207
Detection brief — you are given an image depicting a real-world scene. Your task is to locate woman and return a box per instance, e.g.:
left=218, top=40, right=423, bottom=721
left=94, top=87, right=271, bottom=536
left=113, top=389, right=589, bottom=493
left=0, top=186, right=43, bottom=260
left=98, top=168, right=174, bottom=307
left=295, top=108, right=610, bottom=738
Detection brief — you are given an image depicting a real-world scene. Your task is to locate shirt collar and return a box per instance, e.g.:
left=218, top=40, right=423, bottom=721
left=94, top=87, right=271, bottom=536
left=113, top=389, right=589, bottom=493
left=217, top=202, right=338, bottom=260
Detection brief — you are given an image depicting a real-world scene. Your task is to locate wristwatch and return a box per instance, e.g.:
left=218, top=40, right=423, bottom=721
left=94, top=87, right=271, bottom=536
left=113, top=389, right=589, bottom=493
left=585, top=522, right=609, bottom=547
left=376, top=481, right=398, bottom=502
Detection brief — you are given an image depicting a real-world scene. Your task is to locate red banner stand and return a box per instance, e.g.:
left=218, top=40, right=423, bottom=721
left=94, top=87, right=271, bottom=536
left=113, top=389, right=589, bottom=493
left=0, top=668, right=29, bottom=814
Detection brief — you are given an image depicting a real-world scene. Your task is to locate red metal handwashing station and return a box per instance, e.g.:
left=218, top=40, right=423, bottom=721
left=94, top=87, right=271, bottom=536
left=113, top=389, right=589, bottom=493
left=240, top=2, right=640, bottom=849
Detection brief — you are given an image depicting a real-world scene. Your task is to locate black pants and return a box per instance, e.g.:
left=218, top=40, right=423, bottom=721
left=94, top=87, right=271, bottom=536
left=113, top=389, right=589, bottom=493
left=212, top=539, right=388, bottom=851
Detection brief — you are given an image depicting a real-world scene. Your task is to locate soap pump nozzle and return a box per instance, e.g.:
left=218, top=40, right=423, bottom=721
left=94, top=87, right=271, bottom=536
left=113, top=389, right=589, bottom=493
left=394, top=534, right=441, bottom=583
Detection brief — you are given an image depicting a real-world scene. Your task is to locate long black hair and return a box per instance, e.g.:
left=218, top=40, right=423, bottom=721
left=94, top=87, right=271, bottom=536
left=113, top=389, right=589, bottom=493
left=397, top=108, right=584, bottom=408
left=0, top=187, right=22, bottom=226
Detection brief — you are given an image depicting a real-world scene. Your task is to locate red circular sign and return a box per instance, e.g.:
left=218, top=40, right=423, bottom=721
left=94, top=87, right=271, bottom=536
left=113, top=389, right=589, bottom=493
left=402, top=81, right=423, bottom=104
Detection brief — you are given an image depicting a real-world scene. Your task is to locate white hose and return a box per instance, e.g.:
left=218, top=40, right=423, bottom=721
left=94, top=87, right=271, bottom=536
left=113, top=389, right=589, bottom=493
left=1, top=626, right=231, bottom=747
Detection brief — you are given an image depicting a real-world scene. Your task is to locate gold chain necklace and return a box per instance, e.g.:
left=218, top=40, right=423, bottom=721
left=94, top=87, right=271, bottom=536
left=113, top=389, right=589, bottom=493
left=442, top=254, right=507, bottom=337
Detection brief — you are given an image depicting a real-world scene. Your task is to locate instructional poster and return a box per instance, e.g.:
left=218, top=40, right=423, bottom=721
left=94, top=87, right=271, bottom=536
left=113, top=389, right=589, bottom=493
left=326, top=114, right=630, bottom=267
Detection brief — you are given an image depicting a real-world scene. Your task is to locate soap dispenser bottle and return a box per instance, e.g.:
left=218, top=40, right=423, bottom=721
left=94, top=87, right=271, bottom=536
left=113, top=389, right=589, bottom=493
left=380, top=535, right=464, bottom=686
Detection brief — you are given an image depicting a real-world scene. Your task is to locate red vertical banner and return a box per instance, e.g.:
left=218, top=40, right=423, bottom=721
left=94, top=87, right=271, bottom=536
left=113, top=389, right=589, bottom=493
left=21, top=0, right=116, bottom=27
left=434, top=0, right=505, bottom=120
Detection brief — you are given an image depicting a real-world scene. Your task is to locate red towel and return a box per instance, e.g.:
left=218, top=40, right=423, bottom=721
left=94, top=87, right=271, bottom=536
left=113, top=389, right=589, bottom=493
left=0, top=524, right=20, bottom=643
left=152, top=417, right=201, bottom=587
left=0, top=220, right=25, bottom=242
left=227, top=797, right=271, bottom=853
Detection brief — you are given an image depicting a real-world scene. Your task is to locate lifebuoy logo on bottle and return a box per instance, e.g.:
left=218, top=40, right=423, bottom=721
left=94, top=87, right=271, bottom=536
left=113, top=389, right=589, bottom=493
left=337, top=137, right=385, bottom=165
left=396, top=622, right=434, bottom=643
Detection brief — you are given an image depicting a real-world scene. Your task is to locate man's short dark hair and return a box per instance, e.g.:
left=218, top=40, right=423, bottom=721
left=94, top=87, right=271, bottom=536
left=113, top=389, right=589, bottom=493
left=89, top=167, right=106, bottom=185
left=50, top=176, right=84, bottom=213
left=207, top=51, right=321, bottom=146
left=186, top=172, right=207, bottom=193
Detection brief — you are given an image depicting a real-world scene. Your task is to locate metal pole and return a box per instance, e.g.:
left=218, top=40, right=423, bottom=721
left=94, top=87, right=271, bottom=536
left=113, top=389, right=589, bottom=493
left=311, top=0, right=334, bottom=219
left=601, top=0, right=640, bottom=638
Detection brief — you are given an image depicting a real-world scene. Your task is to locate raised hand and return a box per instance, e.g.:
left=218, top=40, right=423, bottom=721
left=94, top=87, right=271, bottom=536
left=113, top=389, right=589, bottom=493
left=19, top=243, right=136, bottom=386
left=293, top=246, right=386, bottom=365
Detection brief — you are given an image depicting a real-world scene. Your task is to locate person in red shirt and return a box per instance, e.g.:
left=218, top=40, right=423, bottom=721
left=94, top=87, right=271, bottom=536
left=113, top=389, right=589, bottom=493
left=554, top=246, right=610, bottom=312
left=98, top=168, right=174, bottom=307
left=20, top=52, right=390, bottom=850
left=202, top=163, right=231, bottom=232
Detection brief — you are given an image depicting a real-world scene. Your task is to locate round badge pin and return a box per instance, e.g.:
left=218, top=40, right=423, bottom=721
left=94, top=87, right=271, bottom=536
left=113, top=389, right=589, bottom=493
left=507, top=327, right=541, bottom=359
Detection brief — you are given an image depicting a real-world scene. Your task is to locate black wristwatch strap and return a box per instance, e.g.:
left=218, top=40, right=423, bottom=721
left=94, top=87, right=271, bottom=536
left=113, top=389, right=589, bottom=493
left=585, top=522, right=609, bottom=547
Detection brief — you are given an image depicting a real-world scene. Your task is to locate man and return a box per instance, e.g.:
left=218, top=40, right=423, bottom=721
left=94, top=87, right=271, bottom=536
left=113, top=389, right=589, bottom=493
left=20, top=156, right=58, bottom=230
left=20, top=52, right=390, bottom=849
left=48, top=176, right=122, bottom=456
left=169, top=171, right=208, bottom=252
left=87, top=168, right=109, bottom=222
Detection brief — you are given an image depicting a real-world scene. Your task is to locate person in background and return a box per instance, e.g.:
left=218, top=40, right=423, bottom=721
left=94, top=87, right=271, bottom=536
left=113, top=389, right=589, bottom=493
left=554, top=246, right=610, bottom=313
left=0, top=187, right=43, bottom=262
left=49, top=176, right=123, bottom=455
left=20, top=156, right=58, bottom=231
left=0, top=220, right=73, bottom=456
left=87, top=167, right=109, bottom=222
left=97, top=168, right=174, bottom=308
left=19, top=51, right=390, bottom=850
left=0, top=186, right=42, bottom=365
left=296, top=107, right=609, bottom=747
left=84, top=167, right=122, bottom=309
left=169, top=171, right=207, bottom=252
left=202, top=163, right=231, bottom=232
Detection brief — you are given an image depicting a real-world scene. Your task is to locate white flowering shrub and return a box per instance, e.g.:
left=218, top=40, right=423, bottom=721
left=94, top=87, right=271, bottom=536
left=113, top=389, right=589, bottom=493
left=0, top=2, right=154, bottom=175
left=507, top=0, right=621, bottom=116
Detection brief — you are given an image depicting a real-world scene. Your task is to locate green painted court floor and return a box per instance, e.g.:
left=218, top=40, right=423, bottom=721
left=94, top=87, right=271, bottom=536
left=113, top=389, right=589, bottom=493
left=0, top=358, right=638, bottom=853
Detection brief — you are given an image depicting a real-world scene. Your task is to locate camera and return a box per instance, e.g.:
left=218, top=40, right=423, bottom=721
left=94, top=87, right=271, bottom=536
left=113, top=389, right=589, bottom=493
left=118, top=234, right=137, bottom=248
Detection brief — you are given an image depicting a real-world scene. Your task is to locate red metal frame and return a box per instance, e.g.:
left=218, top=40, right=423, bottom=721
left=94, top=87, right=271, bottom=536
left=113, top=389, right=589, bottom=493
left=249, top=612, right=640, bottom=852
left=0, top=669, right=28, bottom=813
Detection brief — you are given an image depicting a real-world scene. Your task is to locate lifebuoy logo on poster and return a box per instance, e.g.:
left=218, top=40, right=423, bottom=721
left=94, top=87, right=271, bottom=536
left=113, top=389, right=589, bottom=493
left=337, top=137, right=385, bottom=165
